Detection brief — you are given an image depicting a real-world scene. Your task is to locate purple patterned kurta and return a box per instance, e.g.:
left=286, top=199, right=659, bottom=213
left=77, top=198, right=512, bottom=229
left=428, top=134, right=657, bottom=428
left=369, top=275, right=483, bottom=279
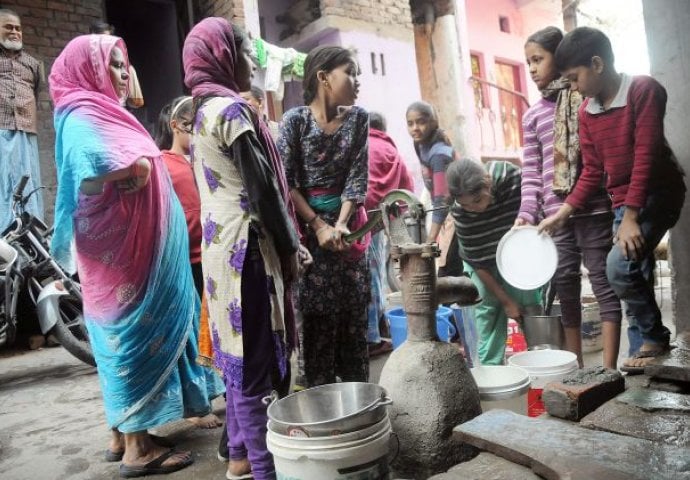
left=192, top=97, right=288, bottom=390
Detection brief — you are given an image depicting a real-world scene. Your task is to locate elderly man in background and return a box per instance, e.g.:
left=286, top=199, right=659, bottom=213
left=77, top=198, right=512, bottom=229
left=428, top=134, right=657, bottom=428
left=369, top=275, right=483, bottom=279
left=0, top=9, right=43, bottom=231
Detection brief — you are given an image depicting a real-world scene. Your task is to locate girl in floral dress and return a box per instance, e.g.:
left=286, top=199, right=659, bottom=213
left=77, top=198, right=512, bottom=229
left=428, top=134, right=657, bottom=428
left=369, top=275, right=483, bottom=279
left=277, top=46, right=370, bottom=387
left=183, top=18, right=300, bottom=480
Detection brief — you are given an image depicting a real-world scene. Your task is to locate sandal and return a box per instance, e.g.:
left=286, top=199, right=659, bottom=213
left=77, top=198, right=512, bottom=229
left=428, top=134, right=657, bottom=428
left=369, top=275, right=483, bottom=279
left=119, top=449, right=193, bottom=478
left=105, top=435, right=175, bottom=462
left=368, top=340, right=393, bottom=357
left=620, top=344, right=672, bottom=375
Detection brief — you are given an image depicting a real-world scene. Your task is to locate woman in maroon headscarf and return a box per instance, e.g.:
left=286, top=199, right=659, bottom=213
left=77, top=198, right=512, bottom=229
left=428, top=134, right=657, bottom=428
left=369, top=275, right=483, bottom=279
left=183, top=18, right=301, bottom=480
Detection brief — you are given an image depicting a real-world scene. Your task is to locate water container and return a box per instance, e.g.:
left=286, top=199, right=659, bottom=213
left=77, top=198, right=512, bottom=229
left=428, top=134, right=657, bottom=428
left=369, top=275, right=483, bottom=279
left=385, top=306, right=455, bottom=349
left=451, top=304, right=478, bottom=367
left=267, top=415, right=392, bottom=479
left=508, top=350, right=578, bottom=417
left=470, top=366, right=531, bottom=415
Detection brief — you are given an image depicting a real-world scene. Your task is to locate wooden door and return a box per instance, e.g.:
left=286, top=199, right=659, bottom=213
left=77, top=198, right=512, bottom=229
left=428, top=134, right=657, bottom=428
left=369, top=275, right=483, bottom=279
left=495, top=61, right=524, bottom=150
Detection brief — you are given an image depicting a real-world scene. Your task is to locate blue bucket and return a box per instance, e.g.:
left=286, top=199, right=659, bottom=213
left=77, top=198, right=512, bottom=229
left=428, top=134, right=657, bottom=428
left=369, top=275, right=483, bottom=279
left=386, top=306, right=456, bottom=349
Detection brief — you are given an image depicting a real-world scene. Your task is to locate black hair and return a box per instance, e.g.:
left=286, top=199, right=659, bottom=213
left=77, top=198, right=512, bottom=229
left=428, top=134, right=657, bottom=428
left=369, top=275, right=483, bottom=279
left=406, top=100, right=451, bottom=147
left=446, top=158, right=488, bottom=198
left=302, top=46, right=356, bottom=104
left=154, top=96, right=193, bottom=150
left=247, top=85, right=265, bottom=103
left=525, top=26, right=563, bottom=55
left=369, top=111, right=386, bottom=132
left=89, top=20, right=115, bottom=34
left=554, top=26, right=614, bottom=71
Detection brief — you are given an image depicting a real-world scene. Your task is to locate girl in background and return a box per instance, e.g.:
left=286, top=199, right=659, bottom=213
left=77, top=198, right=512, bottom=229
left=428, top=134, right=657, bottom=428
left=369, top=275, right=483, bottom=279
left=154, top=96, right=225, bottom=429
left=405, top=101, right=461, bottom=276
left=517, top=26, right=621, bottom=369
left=277, top=46, right=370, bottom=387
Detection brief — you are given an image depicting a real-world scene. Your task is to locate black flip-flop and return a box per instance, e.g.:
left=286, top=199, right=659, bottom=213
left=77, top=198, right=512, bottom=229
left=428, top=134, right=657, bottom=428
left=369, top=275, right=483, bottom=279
left=620, top=345, right=672, bottom=375
left=119, top=449, right=193, bottom=478
left=105, top=435, right=175, bottom=462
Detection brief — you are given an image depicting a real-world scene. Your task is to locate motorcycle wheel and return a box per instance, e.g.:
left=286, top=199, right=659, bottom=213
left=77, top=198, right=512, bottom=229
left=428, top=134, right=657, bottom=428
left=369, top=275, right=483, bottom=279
left=49, top=295, right=96, bottom=367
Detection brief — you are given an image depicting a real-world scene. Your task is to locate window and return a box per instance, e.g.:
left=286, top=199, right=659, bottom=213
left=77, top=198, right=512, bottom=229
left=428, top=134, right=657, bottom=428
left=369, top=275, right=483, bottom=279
left=499, top=16, right=510, bottom=33
left=471, top=53, right=489, bottom=108
left=370, top=52, right=386, bottom=76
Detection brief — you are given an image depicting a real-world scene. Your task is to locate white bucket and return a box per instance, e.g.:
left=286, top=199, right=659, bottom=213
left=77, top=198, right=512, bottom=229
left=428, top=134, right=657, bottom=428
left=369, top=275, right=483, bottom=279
left=581, top=298, right=603, bottom=353
left=470, top=366, right=530, bottom=415
left=267, top=416, right=392, bottom=479
left=508, top=350, right=578, bottom=417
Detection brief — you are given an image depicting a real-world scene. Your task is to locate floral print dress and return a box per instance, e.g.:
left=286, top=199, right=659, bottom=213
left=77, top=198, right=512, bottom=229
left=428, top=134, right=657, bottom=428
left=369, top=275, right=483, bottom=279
left=192, top=97, right=287, bottom=389
left=278, top=105, right=371, bottom=386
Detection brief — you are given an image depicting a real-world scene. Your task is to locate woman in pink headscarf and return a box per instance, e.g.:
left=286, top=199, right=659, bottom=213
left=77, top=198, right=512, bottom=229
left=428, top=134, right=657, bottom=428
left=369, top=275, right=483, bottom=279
left=183, top=18, right=301, bottom=480
left=50, top=34, right=220, bottom=477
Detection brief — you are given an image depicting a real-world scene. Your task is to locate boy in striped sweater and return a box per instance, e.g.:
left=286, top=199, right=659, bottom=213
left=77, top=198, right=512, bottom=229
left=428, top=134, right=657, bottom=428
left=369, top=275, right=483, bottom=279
left=539, top=27, right=686, bottom=373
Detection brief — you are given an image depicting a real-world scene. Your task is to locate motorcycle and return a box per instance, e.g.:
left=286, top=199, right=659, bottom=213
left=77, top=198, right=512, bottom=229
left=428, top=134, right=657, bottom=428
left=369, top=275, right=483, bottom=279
left=0, top=175, right=95, bottom=366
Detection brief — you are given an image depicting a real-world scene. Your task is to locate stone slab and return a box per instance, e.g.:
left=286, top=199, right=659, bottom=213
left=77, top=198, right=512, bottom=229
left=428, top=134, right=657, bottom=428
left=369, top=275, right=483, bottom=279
left=453, top=409, right=690, bottom=480
left=616, top=387, right=690, bottom=412
left=428, top=452, right=540, bottom=480
left=649, top=377, right=690, bottom=394
left=581, top=397, right=690, bottom=447
left=542, top=367, right=624, bottom=421
left=646, top=347, right=690, bottom=382
left=673, top=330, right=690, bottom=351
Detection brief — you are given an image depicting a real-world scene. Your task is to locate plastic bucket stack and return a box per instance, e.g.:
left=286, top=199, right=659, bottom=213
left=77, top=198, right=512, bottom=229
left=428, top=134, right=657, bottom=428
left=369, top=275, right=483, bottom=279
left=386, top=306, right=455, bottom=349
left=267, top=417, right=392, bottom=479
left=508, top=350, right=578, bottom=417
left=265, top=383, right=393, bottom=479
left=470, top=366, right=531, bottom=415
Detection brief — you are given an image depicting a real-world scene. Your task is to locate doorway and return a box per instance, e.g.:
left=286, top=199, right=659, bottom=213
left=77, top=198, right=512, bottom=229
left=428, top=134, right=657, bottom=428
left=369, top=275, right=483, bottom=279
left=494, top=61, right=525, bottom=151
left=105, top=0, right=192, bottom=132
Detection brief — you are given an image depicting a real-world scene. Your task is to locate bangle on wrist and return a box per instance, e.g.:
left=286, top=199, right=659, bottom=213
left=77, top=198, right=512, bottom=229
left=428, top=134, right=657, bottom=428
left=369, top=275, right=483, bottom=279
left=306, top=213, right=319, bottom=226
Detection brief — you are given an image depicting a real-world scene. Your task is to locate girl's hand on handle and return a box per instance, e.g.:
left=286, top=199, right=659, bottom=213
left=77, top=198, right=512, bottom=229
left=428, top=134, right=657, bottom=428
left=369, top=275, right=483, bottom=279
left=333, top=222, right=351, bottom=251
left=316, top=224, right=339, bottom=251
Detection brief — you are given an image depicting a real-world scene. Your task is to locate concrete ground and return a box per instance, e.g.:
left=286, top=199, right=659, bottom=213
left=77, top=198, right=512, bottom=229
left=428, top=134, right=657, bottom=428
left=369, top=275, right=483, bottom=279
left=0, top=268, right=673, bottom=479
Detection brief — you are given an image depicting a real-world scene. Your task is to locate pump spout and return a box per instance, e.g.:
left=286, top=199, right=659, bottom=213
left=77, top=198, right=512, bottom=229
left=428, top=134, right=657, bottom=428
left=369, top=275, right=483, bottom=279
left=435, top=276, right=480, bottom=306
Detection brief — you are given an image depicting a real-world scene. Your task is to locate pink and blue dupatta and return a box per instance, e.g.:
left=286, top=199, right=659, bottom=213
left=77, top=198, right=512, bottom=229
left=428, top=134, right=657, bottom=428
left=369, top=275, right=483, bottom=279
left=49, top=35, right=218, bottom=431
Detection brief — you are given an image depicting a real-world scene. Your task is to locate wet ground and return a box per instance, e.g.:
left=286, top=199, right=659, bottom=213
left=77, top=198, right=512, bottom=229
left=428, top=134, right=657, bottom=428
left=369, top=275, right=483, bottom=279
left=0, top=269, right=673, bottom=479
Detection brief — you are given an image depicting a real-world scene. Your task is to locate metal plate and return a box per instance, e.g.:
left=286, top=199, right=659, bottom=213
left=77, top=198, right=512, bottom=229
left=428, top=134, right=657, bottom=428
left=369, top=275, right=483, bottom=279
left=496, top=227, right=558, bottom=290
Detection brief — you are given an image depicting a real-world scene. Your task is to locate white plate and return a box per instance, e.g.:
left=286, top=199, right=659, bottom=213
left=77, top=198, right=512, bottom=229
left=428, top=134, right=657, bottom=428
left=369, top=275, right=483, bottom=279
left=496, top=227, right=558, bottom=290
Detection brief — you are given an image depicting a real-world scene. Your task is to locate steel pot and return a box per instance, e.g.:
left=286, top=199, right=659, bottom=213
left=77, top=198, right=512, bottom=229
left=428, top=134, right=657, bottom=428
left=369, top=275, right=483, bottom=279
left=265, top=382, right=392, bottom=437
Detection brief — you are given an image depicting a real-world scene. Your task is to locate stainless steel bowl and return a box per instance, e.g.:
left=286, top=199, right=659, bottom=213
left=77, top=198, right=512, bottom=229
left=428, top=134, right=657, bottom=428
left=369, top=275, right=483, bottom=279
left=521, top=304, right=565, bottom=350
left=266, top=382, right=392, bottom=437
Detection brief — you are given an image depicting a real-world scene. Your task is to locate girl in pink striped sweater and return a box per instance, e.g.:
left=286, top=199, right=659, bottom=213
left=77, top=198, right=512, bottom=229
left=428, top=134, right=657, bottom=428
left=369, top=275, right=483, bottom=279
left=516, top=26, right=621, bottom=369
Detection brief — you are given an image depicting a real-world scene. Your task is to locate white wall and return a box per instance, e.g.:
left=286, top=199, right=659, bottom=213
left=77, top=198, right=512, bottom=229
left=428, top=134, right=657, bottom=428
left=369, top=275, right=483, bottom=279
left=642, top=0, right=690, bottom=332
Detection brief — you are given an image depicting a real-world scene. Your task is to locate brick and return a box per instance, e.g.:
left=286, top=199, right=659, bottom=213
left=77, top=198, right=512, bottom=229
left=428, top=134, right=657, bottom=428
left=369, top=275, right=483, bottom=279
left=542, top=366, right=625, bottom=421
left=46, top=1, right=74, bottom=13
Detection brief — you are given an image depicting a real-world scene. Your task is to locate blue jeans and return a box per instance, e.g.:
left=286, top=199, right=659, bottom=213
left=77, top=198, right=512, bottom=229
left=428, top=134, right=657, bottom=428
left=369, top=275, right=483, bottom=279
left=607, top=190, right=684, bottom=354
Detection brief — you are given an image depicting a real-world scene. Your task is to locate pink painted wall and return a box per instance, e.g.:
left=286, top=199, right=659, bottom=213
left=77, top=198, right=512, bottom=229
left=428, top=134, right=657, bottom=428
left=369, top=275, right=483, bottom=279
left=464, top=0, right=562, bottom=160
